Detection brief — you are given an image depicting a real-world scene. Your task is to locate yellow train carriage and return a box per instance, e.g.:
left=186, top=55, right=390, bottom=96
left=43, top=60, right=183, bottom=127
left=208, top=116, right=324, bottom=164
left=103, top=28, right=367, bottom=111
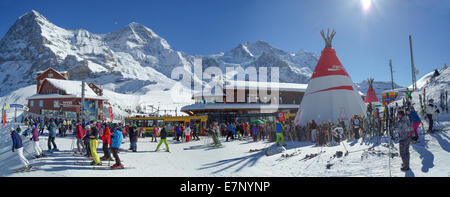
left=125, top=115, right=208, bottom=136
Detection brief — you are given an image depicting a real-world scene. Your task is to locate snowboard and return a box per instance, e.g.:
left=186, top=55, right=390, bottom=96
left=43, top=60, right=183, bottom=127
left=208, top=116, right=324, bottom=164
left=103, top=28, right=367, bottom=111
left=265, top=146, right=286, bottom=156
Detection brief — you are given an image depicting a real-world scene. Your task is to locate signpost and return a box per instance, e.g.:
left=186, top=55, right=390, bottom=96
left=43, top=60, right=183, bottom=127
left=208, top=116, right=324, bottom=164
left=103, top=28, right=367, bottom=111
left=9, top=104, right=24, bottom=122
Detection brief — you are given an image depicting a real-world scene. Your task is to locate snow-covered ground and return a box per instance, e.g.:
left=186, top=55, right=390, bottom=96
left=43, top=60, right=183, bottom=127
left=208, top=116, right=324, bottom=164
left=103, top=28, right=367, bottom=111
left=1, top=122, right=448, bottom=177
left=1, top=66, right=449, bottom=177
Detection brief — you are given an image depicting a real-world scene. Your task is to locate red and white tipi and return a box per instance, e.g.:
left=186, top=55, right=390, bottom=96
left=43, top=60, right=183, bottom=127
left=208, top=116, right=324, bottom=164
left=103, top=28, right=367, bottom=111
left=364, top=78, right=380, bottom=104
left=294, top=29, right=366, bottom=126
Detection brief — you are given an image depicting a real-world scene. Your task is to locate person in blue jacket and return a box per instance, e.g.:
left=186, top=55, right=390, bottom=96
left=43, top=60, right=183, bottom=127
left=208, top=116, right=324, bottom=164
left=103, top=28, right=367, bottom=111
left=111, top=124, right=124, bottom=169
left=176, top=125, right=181, bottom=142
left=47, top=119, right=58, bottom=152
left=407, top=107, right=421, bottom=142
left=11, top=128, right=31, bottom=169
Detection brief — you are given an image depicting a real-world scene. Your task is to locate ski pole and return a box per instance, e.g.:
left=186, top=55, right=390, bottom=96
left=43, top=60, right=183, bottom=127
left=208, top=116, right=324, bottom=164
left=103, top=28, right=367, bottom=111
left=388, top=127, right=392, bottom=177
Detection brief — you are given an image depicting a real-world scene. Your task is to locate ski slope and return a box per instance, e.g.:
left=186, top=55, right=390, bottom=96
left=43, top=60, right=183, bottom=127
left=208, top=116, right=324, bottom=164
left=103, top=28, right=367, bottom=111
left=0, top=123, right=448, bottom=177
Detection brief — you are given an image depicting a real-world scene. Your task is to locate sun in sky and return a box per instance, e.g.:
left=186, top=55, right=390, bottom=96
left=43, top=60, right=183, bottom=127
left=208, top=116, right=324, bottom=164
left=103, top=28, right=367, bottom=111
left=361, top=0, right=372, bottom=12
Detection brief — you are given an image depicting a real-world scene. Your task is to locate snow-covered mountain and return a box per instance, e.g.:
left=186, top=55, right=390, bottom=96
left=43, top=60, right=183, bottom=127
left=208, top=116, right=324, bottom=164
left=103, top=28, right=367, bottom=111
left=0, top=10, right=318, bottom=98
left=0, top=10, right=321, bottom=116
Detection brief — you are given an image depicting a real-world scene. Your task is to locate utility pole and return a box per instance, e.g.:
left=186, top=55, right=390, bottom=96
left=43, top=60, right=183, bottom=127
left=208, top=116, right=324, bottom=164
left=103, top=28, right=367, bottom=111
left=409, top=35, right=417, bottom=91
left=389, top=59, right=394, bottom=90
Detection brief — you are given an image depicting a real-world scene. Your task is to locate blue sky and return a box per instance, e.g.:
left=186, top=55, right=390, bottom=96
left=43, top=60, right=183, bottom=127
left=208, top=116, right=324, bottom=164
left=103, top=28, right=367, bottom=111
left=1, top=0, right=449, bottom=87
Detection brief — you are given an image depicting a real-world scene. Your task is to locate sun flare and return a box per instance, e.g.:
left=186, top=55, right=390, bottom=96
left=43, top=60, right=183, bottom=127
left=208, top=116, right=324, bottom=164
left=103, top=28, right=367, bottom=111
left=361, top=0, right=372, bottom=11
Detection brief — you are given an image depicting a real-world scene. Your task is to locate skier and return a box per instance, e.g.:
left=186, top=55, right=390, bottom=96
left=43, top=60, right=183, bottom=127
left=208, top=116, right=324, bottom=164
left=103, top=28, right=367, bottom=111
left=75, top=121, right=85, bottom=154
left=426, top=99, right=440, bottom=133
left=432, top=69, right=440, bottom=79
left=226, top=122, right=234, bottom=142
left=405, top=88, right=412, bottom=100
left=395, top=110, right=412, bottom=171
left=351, top=115, right=361, bottom=140
left=129, top=123, right=139, bottom=152
left=100, top=124, right=112, bottom=161
left=30, top=125, right=44, bottom=158
left=11, top=127, right=32, bottom=170
left=184, top=123, right=191, bottom=142
left=128, top=123, right=134, bottom=150
left=212, top=123, right=221, bottom=146
left=407, top=107, right=421, bottom=142
left=111, top=124, right=124, bottom=169
left=251, top=123, right=258, bottom=142
left=152, top=126, right=159, bottom=142
left=83, top=125, right=92, bottom=158
left=155, top=127, right=170, bottom=152
left=275, top=119, right=286, bottom=147
left=38, top=120, right=44, bottom=135
left=47, top=119, right=58, bottom=152
left=310, top=120, right=317, bottom=142
left=89, top=127, right=102, bottom=165
left=192, top=124, right=200, bottom=141
left=96, top=121, right=101, bottom=137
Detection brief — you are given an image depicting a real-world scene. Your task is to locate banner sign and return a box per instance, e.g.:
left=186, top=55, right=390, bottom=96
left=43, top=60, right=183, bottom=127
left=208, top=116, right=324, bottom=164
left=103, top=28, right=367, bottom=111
left=109, top=106, right=113, bottom=122
left=9, top=104, right=24, bottom=108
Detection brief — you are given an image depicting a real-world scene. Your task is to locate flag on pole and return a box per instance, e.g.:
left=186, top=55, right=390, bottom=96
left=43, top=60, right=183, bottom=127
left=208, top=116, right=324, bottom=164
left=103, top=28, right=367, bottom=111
left=2, top=113, right=6, bottom=126
left=109, top=106, right=113, bottom=122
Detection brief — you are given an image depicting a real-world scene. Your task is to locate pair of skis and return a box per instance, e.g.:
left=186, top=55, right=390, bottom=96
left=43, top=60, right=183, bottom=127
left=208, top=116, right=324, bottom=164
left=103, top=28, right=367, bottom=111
left=12, top=166, right=41, bottom=173
left=73, top=161, right=134, bottom=170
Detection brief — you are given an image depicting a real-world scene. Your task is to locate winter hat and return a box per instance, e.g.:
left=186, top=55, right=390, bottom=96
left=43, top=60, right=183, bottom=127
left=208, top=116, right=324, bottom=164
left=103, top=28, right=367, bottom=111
left=10, top=127, right=15, bottom=132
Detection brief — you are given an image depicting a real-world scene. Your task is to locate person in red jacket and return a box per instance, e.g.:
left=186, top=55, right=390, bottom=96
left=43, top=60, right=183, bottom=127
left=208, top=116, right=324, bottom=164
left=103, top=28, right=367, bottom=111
left=75, top=122, right=85, bottom=155
left=100, top=124, right=113, bottom=161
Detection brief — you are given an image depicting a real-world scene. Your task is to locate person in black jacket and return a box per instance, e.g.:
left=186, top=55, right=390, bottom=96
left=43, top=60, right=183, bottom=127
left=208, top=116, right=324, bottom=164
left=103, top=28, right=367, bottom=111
left=130, top=124, right=138, bottom=152
left=155, top=127, right=169, bottom=152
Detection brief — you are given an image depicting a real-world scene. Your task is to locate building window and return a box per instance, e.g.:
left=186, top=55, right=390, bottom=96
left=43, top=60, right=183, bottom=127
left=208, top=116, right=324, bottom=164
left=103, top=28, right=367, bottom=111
left=53, top=100, right=59, bottom=108
left=48, top=73, right=53, bottom=78
left=30, top=100, right=34, bottom=107
left=39, top=100, right=43, bottom=107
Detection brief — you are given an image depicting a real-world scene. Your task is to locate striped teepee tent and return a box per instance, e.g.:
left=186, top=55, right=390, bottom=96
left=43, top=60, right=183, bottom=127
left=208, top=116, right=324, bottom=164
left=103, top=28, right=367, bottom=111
left=364, top=78, right=380, bottom=103
left=294, top=29, right=366, bottom=126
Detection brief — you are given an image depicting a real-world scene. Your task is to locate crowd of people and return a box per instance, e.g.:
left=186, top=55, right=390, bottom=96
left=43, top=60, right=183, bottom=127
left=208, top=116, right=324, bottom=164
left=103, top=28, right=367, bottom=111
left=10, top=95, right=442, bottom=172
left=14, top=116, right=144, bottom=170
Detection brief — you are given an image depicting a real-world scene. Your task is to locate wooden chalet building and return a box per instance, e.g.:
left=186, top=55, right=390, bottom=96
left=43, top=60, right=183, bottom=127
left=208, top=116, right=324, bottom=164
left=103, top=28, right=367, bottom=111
left=35, top=68, right=69, bottom=93
left=27, top=68, right=106, bottom=121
